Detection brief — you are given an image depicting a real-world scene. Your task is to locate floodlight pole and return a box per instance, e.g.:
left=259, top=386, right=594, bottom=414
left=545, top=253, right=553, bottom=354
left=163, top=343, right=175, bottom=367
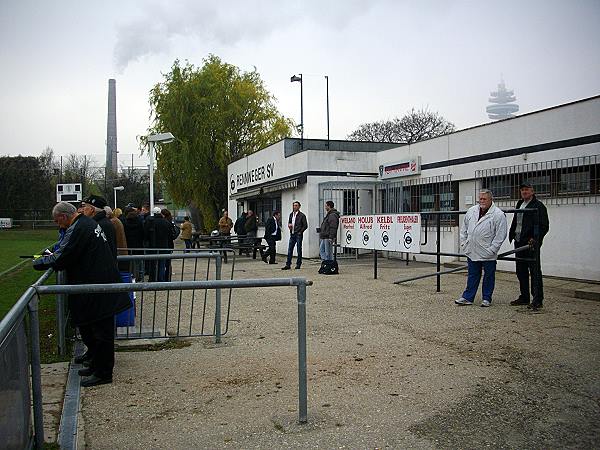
left=149, top=141, right=155, bottom=212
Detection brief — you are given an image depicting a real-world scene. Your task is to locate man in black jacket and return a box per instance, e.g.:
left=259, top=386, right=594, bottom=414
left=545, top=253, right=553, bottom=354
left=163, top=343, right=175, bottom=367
left=234, top=211, right=248, bottom=256
left=282, top=201, right=308, bottom=270
left=260, top=211, right=282, bottom=264
left=33, top=202, right=131, bottom=387
left=81, top=195, right=116, bottom=259
left=508, top=181, right=550, bottom=311
left=143, top=207, right=172, bottom=281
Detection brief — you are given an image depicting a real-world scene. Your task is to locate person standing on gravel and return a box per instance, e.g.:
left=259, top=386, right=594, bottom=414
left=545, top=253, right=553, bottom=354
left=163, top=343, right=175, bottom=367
left=508, top=181, right=549, bottom=311
left=456, top=189, right=507, bottom=307
left=282, top=201, right=308, bottom=270
left=33, top=202, right=131, bottom=387
left=318, top=201, right=340, bottom=262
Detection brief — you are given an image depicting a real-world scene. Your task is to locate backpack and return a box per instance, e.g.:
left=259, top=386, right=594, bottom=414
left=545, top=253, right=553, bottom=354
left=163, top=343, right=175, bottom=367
left=170, top=222, right=180, bottom=240
left=319, top=259, right=339, bottom=275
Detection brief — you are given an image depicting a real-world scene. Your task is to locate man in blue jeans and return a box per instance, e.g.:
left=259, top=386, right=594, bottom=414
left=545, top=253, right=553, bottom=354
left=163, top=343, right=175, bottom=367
left=456, top=189, right=507, bottom=307
left=282, top=201, right=308, bottom=270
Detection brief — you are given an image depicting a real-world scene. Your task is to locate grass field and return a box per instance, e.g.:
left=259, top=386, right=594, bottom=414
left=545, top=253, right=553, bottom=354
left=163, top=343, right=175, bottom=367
left=0, top=228, right=59, bottom=273
left=0, top=228, right=70, bottom=363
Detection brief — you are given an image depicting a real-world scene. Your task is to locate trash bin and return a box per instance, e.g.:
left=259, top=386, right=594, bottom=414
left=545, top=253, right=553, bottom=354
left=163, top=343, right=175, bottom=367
left=116, top=271, right=135, bottom=327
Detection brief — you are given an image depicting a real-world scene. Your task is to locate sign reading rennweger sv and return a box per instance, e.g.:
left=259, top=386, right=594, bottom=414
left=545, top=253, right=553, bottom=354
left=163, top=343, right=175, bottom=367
left=341, top=214, right=421, bottom=253
left=230, top=162, right=275, bottom=194
left=378, top=157, right=420, bottom=179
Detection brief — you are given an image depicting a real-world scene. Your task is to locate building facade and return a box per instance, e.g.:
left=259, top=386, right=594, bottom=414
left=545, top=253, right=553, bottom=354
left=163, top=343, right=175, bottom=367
left=228, top=96, right=600, bottom=281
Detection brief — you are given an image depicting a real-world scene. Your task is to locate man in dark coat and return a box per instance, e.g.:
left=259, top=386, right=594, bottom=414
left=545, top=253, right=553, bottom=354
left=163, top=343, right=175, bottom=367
left=282, top=201, right=308, bottom=270
left=260, top=211, right=282, bottom=264
left=244, top=210, right=259, bottom=259
left=123, top=209, right=145, bottom=279
left=81, top=195, right=117, bottom=259
left=234, top=211, right=248, bottom=255
left=508, top=181, right=550, bottom=311
left=143, top=207, right=172, bottom=281
left=33, top=202, right=131, bottom=387
left=319, top=201, right=340, bottom=262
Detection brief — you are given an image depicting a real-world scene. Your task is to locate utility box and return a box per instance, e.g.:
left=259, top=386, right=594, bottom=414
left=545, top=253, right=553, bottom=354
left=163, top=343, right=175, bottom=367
left=56, top=183, right=82, bottom=202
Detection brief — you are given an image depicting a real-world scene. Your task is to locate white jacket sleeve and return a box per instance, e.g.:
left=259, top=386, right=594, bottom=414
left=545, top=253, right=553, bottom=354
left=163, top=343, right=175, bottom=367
left=488, top=213, right=508, bottom=257
left=460, top=211, right=469, bottom=248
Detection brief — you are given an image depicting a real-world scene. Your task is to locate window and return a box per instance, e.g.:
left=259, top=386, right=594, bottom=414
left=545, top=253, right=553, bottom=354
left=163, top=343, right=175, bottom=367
left=560, top=171, right=590, bottom=194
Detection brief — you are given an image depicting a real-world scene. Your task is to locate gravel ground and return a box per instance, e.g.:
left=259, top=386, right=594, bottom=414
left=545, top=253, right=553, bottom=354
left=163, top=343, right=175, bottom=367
left=81, top=255, right=600, bottom=449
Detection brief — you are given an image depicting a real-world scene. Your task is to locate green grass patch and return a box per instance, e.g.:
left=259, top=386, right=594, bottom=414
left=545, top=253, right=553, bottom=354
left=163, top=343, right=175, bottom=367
left=116, top=339, right=192, bottom=352
left=0, top=265, right=71, bottom=363
left=0, top=228, right=58, bottom=273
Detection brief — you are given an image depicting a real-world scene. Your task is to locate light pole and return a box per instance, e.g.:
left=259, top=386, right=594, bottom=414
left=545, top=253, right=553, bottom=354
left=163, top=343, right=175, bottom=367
left=325, top=75, right=330, bottom=149
left=113, top=186, right=124, bottom=209
left=290, top=74, right=303, bottom=149
left=147, top=132, right=175, bottom=212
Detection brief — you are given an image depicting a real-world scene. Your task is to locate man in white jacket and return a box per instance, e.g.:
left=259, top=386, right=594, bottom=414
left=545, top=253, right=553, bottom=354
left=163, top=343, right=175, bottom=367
left=456, top=189, right=507, bottom=307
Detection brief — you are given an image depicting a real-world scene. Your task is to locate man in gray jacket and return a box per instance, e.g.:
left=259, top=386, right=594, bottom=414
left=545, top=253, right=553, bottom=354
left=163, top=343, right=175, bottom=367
left=456, top=189, right=507, bottom=307
left=319, top=201, right=340, bottom=261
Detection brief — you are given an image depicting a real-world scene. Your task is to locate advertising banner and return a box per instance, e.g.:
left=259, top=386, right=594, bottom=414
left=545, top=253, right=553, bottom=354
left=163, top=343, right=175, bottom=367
left=356, top=215, right=375, bottom=249
left=394, top=214, right=421, bottom=253
left=341, top=214, right=421, bottom=253
left=340, top=215, right=358, bottom=248
left=374, top=215, right=396, bottom=251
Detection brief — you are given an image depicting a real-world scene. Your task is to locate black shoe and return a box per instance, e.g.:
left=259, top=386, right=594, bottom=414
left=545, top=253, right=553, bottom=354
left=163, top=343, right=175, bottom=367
left=510, top=298, right=530, bottom=306
left=528, top=303, right=543, bottom=311
left=268, top=261, right=277, bottom=265
left=295, top=266, right=301, bottom=270
left=281, top=266, right=291, bottom=270
left=74, top=352, right=90, bottom=364
left=78, top=367, right=94, bottom=377
left=80, top=374, right=112, bottom=387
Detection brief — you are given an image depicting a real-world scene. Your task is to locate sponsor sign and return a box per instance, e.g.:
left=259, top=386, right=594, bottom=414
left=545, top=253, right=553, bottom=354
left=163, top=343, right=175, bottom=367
left=56, top=183, right=82, bottom=202
left=340, top=213, right=421, bottom=253
left=378, top=157, right=420, bottom=180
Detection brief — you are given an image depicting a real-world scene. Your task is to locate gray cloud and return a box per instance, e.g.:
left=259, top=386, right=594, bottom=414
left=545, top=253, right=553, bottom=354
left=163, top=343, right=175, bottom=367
left=113, top=0, right=371, bottom=71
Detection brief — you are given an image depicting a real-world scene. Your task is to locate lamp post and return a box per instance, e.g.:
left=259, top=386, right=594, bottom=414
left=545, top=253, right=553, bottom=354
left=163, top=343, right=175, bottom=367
left=325, top=75, right=330, bottom=149
left=290, top=74, right=303, bottom=149
left=147, top=132, right=175, bottom=212
left=113, top=186, right=124, bottom=209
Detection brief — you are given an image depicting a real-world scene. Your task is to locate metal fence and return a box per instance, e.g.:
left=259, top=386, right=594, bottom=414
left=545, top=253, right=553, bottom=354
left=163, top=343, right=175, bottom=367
left=35, top=277, right=313, bottom=424
left=476, top=154, right=600, bottom=207
left=0, top=268, right=54, bottom=450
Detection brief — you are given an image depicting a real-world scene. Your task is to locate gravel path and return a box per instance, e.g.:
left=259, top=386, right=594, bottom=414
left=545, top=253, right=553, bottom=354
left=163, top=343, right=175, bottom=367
left=81, top=255, right=600, bottom=449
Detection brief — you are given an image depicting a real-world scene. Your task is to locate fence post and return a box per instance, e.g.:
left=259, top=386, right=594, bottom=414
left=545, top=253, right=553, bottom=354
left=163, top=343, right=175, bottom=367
left=297, top=282, right=308, bottom=424
left=56, top=270, right=67, bottom=356
left=28, top=296, right=45, bottom=448
left=436, top=214, right=441, bottom=292
left=214, top=254, right=222, bottom=344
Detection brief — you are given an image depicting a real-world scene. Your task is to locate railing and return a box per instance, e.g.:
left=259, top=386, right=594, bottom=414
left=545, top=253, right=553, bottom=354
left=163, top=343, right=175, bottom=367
left=394, top=208, right=540, bottom=290
left=35, top=277, right=313, bottom=424
left=0, top=268, right=54, bottom=449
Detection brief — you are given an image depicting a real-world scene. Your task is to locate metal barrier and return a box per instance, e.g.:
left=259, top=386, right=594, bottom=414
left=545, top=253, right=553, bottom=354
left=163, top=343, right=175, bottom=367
left=394, top=208, right=540, bottom=290
left=0, top=268, right=54, bottom=449
left=34, top=277, right=313, bottom=424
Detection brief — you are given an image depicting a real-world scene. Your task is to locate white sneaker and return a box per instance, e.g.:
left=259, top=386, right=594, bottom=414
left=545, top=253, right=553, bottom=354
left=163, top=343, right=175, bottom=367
left=481, top=300, right=491, bottom=307
left=455, top=297, right=473, bottom=306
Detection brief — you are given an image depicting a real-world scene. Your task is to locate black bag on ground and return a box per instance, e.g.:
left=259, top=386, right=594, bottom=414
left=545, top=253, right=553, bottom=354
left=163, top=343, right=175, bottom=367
left=319, top=259, right=339, bottom=275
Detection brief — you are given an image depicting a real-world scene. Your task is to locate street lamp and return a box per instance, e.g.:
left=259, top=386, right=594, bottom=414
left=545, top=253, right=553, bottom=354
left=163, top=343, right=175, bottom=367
left=290, top=74, right=303, bottom=149
left=146, top=132, right=175, bottom=212
left=113, top=185, right=124, bottom=209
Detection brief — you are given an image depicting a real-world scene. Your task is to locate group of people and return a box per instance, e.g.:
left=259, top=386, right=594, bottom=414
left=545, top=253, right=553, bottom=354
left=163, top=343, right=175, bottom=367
left=456, top=181, right=549, bottom=311
left=32, top=195, right=190, bottom=387
left=231, top=200, right=340, bottom=272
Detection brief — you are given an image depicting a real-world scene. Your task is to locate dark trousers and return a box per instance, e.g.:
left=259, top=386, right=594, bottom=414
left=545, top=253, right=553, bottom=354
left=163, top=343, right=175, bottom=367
left=261, top=237, right=277, bottom=263
left=515, top=242, right=544, bottom=305
left=80, top=316, right=115, bottom=379
left=285, top=233, right=303, bottom=268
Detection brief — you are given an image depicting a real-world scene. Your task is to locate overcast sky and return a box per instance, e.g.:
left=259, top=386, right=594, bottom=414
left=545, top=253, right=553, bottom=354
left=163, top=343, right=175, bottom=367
left=1, top=0, right=598, bottom=167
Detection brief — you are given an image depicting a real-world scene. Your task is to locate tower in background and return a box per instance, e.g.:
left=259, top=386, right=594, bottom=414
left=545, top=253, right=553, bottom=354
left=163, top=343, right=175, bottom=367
left=486, top=78, right=519, bottom=120
left=106, top=78, right=118, bottom=174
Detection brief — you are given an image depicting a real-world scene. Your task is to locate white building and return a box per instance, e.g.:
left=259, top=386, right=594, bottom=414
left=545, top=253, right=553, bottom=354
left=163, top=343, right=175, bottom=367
left=228, top=95, right=600, bottom=281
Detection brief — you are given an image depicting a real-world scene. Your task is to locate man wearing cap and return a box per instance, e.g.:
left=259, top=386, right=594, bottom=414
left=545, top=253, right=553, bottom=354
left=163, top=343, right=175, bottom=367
left=33, top=202, right=131, bottom=387
left=509, top=181, right=549, bottom=311
left=81, top=195, right=117, bottom=259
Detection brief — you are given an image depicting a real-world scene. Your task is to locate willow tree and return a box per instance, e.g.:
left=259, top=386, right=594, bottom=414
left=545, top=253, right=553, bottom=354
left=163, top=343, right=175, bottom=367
left=148, top=55, right=292, bottom=230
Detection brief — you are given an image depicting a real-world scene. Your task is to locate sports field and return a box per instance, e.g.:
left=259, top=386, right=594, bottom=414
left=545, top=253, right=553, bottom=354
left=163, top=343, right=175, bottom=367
left=0, top=228, right=58, bottom=273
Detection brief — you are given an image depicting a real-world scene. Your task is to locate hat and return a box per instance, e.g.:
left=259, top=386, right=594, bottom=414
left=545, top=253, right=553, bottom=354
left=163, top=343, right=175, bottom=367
left=152, top=206, right=162, bottom=214
left=81, top=195, right=107, bottom=209
left=519, top=181, right=533, bottom=189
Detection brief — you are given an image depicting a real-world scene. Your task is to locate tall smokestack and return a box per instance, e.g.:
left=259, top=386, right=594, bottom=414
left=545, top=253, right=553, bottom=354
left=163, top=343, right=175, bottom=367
left=106, top=79, right=118, bottom=174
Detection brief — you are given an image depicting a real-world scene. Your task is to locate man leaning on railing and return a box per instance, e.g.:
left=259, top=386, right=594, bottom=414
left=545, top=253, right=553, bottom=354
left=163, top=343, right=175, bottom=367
left=32, top=201, right=131, bottom=387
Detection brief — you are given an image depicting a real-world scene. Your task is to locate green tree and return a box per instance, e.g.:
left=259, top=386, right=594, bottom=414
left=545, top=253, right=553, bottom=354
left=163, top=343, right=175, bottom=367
left=347, top=108, right=455, bottom=144
left=148, top=55, right=293, bottom=230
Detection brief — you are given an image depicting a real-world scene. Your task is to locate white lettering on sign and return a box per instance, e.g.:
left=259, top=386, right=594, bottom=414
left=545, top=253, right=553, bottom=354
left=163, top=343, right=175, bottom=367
left=230, top=162, right=275, bottom=193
